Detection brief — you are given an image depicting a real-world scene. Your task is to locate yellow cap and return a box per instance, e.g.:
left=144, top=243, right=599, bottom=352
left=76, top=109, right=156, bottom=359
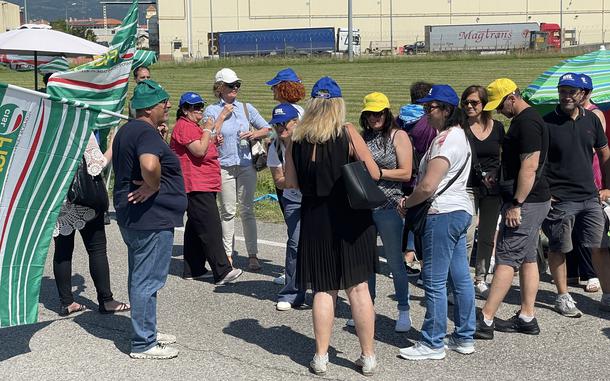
left=483, top=78, right=518, bottom=111
left=362, top=92, right=390, bottom=113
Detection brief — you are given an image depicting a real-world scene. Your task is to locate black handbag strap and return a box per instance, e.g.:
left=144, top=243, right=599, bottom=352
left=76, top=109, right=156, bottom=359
left=344, top=125, right=359, bottom=162
left=432, top=152, right=471, bottom=200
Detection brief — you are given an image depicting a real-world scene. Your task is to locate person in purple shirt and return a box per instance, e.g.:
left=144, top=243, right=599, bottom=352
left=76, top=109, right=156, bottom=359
left=396, top=81, right=437, bottom=272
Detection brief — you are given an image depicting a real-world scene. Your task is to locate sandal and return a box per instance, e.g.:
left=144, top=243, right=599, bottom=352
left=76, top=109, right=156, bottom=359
left=99, top=300, right=131, bottom=314
left=585, top=278, right=601, bottom=293
left=248, top=257, right=262, bottom=271
left=59, top=303, right=87, bottom=317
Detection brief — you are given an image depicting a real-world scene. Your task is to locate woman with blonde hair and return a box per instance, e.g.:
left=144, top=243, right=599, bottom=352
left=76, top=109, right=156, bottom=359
left=284, top=77, right=379, bottom=376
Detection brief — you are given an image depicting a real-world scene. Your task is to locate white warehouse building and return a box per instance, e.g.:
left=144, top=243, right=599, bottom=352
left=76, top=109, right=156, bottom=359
left=156, top=0, right=610, bottom=59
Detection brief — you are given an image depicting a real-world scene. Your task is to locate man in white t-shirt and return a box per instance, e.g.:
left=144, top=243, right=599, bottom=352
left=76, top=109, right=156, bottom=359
left=266, top=103, right=306, bottom=311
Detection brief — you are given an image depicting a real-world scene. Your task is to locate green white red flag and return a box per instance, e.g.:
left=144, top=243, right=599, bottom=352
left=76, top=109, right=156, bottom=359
left=0, top=83, right=101, bottom=327
left=47, top=0, right=139, bottom=130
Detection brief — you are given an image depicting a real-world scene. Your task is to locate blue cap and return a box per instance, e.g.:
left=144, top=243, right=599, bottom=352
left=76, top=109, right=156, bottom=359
left=398, top=104, right=425, bottom=124
left=179, top=92, right=205, bottom=106
left=557, top=72, right=581, bottom=88
left=266, top=68, right=301, bottom=86
left=579, top=73, right=593, bottom=90
left=311, top=76, right=342, bottom=99
left=416, top=84, right=459, bottom=106
left=269, top=103, right=299, bottom=125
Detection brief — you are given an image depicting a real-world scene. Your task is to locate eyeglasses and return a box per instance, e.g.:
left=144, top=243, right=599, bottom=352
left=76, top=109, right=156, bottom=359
left=159, top=99, right=170, bottom=108
left=496, top=93, right=514, bottom=111
left=364, top=111, right=384, bottom=118
left=461, top=100, right=481, bottom=108
left=189, top=103, right=205, bottom=111
left=558, top=88, right=582, bottom=97
left=423, top=104, right=440, bottom=113
left=225, top=82, right=241, bottom=90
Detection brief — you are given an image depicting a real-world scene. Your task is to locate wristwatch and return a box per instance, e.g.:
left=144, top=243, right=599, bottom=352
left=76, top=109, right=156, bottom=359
left=512, top=198, right=523, bottom=207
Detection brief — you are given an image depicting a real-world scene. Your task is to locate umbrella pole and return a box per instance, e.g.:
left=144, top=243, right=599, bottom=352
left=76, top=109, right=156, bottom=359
left=34, top=51, right=38, bottom=91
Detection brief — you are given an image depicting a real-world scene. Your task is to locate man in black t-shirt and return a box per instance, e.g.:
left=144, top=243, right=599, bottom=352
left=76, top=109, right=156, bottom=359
left=113, top=80, right=187, bottom=360
left=475, top=78, right=551, bottom=340
left=541, top=73, right=610, bottom=317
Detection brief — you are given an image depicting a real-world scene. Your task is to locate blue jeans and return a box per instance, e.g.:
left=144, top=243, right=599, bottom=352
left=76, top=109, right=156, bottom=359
left=119, top=227, right=174, bottom=353
left=370, top=208, right=410, bottom=311
left=420, top=211, right=475, bottom=349
left=277, top=196, right=306, bottom=305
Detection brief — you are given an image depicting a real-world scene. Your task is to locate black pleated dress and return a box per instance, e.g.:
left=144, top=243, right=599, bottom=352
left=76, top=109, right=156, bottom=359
left=292, top=131, right=377, bottom=292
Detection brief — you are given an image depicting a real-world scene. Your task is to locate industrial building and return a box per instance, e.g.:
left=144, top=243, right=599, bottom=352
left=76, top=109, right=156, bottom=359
left=157, top=0, right=610, bottom=59
left=0, top=1, right=21, bottom=32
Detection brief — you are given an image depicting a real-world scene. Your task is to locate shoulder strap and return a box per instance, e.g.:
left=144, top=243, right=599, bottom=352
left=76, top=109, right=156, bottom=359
left=433, top=152, right=471, bottom=199
left=344, top=125, right=359, bottom=161
left=242, top=103, right=253, bottom=130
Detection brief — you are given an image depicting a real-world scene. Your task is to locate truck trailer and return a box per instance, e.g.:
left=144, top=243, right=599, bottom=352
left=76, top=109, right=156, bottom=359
left=209, top=27, right=337, bottom=57
left=424, top=22, right=562, bottom=53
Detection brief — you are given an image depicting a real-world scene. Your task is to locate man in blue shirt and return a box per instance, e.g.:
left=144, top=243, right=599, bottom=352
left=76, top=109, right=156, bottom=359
left=113, top=80, right=187, bottom=359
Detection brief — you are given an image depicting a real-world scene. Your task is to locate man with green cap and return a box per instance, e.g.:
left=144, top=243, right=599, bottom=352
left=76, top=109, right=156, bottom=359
left=113, top=80, right=187, bottom=359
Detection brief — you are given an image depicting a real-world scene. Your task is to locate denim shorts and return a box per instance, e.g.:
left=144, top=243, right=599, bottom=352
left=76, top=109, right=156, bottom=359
left=542, top=197, right=605, bottom=253
left=495, top=200, right=550, bottom=269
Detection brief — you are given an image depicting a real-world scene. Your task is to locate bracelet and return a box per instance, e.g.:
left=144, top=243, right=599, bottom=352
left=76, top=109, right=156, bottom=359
left=202, top=128, right=216, bottom=136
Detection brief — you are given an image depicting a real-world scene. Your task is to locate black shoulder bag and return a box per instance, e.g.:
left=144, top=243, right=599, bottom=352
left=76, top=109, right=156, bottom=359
left=402, top=152, right=471, bottom=250
left=341, top=127, right=387, bottom=210
left=67, top=156, right=110, bottom=213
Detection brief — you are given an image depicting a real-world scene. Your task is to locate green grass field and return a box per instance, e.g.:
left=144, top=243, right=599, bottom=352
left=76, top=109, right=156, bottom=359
left=0, top=54, right=569, bottom=223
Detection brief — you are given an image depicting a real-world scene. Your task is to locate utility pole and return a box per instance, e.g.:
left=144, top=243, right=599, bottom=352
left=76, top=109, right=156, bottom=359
left=390, top=0, right=394, bottom=55
left=24, top=0, right=28, bottom=23
left=348, top=0, right=353, bottom=62
left=187, top=0, right=193, bottom=57
left=209, top=0, right=215, bottom=56
left=560, top=0, right=563, bottom=52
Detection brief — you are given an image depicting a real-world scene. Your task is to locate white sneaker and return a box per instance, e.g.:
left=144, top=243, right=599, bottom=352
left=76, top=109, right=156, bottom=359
left=276, top=301, right=292, bottom=311
left=354, top=354, right=377, bottom=376
left=273, top=274, right=286, bottom=285
left=346, top=318, right=355, bottom=327
left=310, top=353, right=329, bottom=375
left=554, top=293, right=582, bottom=318
left=395, top=310, right=412, bottom=332
left=474, top=281, right=489, bottom=299
left=157, top=332, right=176, bottom=345
left=215, top=268, right=243, bottom=285
left=444, top=335, right=475, bottom=355
left=130, top=344, right=179, bottom=359
left=399, top=342, right=446, bottom=361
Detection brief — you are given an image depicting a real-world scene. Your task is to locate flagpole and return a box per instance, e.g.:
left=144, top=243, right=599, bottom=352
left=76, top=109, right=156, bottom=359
left=8, top=83, right=129, bottom=120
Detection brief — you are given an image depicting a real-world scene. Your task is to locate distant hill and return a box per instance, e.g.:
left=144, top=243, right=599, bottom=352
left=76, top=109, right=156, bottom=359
left=9, top=0, right=145, bottom=23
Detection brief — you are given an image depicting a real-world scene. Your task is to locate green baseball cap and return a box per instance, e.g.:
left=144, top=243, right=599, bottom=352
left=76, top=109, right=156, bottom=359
left=130, top=79, right=169, bottom=110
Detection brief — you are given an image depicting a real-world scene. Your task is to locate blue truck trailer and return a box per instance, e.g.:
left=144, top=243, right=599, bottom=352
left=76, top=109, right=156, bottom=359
left=209, top=27, right=336, bottom=56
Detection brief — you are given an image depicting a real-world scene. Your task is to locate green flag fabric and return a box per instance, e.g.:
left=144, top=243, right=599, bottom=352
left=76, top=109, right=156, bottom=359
left=0, top=83, right=100, bottom=327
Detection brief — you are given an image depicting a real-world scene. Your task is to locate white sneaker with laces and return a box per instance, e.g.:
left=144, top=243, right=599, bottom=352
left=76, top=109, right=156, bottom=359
left=273, top=274, right=286, bottom=285
left=130, top=344, right=179, bottom=359
left=395, top=310, right=412, bottom=332
left=554, top=293, right=582, bottom=318
left=354, top=354, right=377, bottom=376
left=310, top=353, right=329, bottom=375
left=157, top=332, right=176, bottom=345
left=215, top=268, right=243, bottom=285
left=399, top=342, right=446, bottom=361
left=444, top=335, right=475, bottom=355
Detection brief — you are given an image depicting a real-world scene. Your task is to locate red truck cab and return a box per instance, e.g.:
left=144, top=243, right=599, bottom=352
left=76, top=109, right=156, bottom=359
left=540, top=23, right=561, bottom=48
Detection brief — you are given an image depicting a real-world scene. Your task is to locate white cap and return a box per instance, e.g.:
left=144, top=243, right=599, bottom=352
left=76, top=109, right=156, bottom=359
left=215, top=68, right=240, bottom=83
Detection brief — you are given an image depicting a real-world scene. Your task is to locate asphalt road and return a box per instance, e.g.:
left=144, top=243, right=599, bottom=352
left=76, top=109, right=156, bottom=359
left=1, top=217, right=609, bottom=380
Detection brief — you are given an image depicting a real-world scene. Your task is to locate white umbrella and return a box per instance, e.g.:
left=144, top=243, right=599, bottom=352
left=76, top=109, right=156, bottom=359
left=0, top=27, right=108, bottom=89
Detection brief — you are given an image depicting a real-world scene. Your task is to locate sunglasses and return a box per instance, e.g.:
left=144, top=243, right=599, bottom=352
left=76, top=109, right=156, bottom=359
left=496, top=93, right=513, bottom=111
left=186, top=103, right=205, bottom=111
left=461, top=100, right=481, bottom=108
left=364, top=111, right=384, bottom=118
left=423, top=104, right=440, bottom=113
left=225, top=82, right=241, bottom=90
left=558, top=88, right=582, bottom=97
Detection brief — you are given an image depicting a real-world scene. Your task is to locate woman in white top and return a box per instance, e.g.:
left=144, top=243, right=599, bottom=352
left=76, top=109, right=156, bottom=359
left=397, top=85, right=475, bottom=360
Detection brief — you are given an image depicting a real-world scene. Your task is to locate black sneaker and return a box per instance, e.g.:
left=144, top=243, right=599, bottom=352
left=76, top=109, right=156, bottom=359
left=495, top=312, right=540, bottom=335
left=474, top=310, right=494, bottom=340
left=103, top=211, right=111, bottom=225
